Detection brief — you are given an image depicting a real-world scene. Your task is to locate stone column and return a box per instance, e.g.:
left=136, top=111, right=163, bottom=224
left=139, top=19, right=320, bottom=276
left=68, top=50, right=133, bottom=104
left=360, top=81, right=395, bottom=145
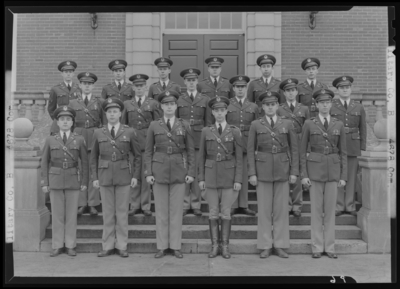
left=13, top=118, right=50, bottom=251
left=22, top=99, right=34, bottom=120
left=36, top=99, right=46, bottom=121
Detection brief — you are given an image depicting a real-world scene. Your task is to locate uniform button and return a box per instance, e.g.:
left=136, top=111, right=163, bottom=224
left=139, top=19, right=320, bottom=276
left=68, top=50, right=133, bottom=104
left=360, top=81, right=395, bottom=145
left=64, top=153, right=66, bottom=155
left=113, top=146, right=115, bottom=148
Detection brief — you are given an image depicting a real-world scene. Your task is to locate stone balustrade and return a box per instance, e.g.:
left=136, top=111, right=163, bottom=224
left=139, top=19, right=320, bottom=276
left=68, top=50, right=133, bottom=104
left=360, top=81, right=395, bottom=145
left=12, top=91, right=49, bottom=123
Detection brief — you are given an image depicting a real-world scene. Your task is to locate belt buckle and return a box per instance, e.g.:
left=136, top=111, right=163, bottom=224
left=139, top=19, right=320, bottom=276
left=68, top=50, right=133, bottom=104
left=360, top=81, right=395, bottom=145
left=272, top=145, right=277, bottom=153
left=324, top=147, right=330, bottom=154
left=137, top=122, right=142, bottom=130
left=85, top=120, right=89, bottom=128
left=111, top=152, right=117, bottom=161
left=167, top=146, right=172, bottom=154
left=62, top=162, right=68, bottom=169
left=240, top=124, right=244, bottom=131
left=190, top=119, right=195, bottom=125
left=216, top=153, right=222, bottom=161
left=344, top=127, right=350, bottom=133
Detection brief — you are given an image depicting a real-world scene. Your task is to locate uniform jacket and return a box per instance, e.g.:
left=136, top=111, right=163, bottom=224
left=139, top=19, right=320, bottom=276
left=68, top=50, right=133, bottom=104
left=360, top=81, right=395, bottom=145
left=246, top=77, right=284, bottom=111
left=297, top=80, right=328, bottom=118
left=198, top=124, right=243, bottom=189
left=101, top=81, right=134, bottom=103
left=144, top=118, right=195, bottom=184
left=176, top=92, right=212, bottom=149
left=277, top=102, right=310, bottom=134
left=68, top=95, right=104, bottom=150
left=48, top=82, right=81, bottom=134
left=247, top=116, right=299, bottom=182
left=330, top=98, right=367, bottom=156
left=300, top=117, right=347, bottom=182
left=90, top=125, right=141, bottom=186
left=226, top=97, right=259, bottom=153
left=197, top=76, right=234, bottom=99
left=41, top=132, right=89, bottom=190
left=121, top=97, right=161, bottom=151
left=148, top=80, right=181, bottom=102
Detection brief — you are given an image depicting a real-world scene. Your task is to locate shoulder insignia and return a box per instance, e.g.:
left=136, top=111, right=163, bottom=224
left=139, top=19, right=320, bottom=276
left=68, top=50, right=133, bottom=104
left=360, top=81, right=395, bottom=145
left=332, top=117, right=338, bottom=121
left=310, top=117, right=316, bottom=120
left=124, top=125, right=129, bottom=128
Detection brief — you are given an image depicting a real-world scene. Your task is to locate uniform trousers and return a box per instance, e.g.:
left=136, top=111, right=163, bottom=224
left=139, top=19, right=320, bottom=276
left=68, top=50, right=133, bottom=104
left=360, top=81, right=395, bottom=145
left=205, top=188, right=239, bottom=220
left=184, top=149, right=201, bottom=210
left=256, top=181, right=290, bottom=250
left=50, top=189, right=80, bottom=249
left=310, top=180, right=337, bottom=253
left=78, top=150, right=100, bottom=207
left=231, top=154, right=249, bottom=209
left=130, top=153, right=151, bottom=211
left=153, top=182, right=186, bottom=250
left=99, top=185, right=130, bottom=251
left=336, top=156, right=358, bottom=212
left=289, top=133, right=303, bottom=212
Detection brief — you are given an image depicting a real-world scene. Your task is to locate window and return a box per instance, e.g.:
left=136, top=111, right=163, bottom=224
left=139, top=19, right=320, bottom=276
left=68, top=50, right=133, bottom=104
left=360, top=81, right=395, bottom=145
left=165, top=12, right=242, bottom=30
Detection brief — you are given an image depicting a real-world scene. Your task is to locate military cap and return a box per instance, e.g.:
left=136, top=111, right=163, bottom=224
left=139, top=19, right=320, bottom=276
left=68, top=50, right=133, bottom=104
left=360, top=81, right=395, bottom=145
left=259, top=91, right=280, bottom=104
left=229, top=75, right=250, bottom=86
left=279, top=78, right=299, bottom=91
left=205, top=57, right=224, bottom=66
left=312, top=88, right=335, bottom=102
left=102, top=97, right=125, bottom=112
left=154, top=57, right=173, bottom=67
left=54, top=106, right=76, bottom=119
left=256, top=54, right=276, bottom=66
left=58, top=60, right=77, bottom=72
left=301, top=57, right=321, bottom=70
left=108, top=59, right=127, bottom=71
left=332, top=75, right=354, bottom=88
left=180, top=68, right=201, bottom=79
left=158, top=90, right=180, bottom=103
left=77, top=72, right=98, bottom=83
left=129, top=74, right=149, bottom=85
left=208, top=96, right=230, bottom=109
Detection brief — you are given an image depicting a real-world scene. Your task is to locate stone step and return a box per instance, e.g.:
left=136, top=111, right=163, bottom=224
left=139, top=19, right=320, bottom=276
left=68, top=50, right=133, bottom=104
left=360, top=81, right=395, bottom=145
left=39, top=238, right=367, bottom=254
left=76, top=212, right=357, bottom=226
left=45, top=224, right=362, bottom=240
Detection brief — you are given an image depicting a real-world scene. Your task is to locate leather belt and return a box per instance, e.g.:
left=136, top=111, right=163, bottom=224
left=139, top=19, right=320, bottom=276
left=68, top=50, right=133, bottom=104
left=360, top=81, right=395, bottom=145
left=51, top=161, right=78, bottom=169
left=155, top=146, right=184, bottom=154
left=134, top=122, right=150, bottom=130
left=344, top=127, right=359, bottom=134
left=206, top=153, right=232, bottom=162
left=310, top=146, right=339, bottom=155
left=100, top=153, right=129, bottom=161
left=75, top=121, right=97, bottom=128
left=239, top=124, right=251, bottom=131
left=257, top=145, right=288, bottom=153
left=187, top=119, right=204, bottom=125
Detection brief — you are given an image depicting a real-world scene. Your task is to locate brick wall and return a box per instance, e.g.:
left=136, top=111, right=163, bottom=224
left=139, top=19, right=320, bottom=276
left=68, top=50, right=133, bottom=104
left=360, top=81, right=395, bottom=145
left=16, top=13, right=126, bottom=96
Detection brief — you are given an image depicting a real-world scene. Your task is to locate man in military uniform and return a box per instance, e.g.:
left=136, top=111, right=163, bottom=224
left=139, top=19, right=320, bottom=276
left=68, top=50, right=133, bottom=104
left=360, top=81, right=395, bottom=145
left=226, top=75, right=258, bottom=217
left=41, top=106, right=89, bottom=257
left=248, top=91, right=299, bottom=259
left=144, top=90, right=195, bottom=259
left=48, top=60, right=81, bottom=135
left=121, top=73, right=161, bottom=216
left=197, top=57, right=234, bottom=99
left=277, top=78, right=310, bottom=217
left=247, top=54, right=284, bottom=116
left=198, top=96, right=243, bottom=259
left=101, top=59, right=133, bottom=103
left=297, top=57, right=328, bottom=118
left=331, top=76, right=366, bottom=216
left=177, top=68, right=213, bottom=217
left=147, top=57, right=181, bottom=102
left=90, top=98, right=142, bottom=258
left=300, top=89, right=347, bottom=259
left=69, top=72, right=104, bottom=216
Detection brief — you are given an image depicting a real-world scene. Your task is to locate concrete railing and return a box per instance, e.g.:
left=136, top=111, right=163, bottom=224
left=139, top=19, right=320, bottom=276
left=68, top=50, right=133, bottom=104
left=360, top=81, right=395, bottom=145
left=11, top=91, right=50, bottom=122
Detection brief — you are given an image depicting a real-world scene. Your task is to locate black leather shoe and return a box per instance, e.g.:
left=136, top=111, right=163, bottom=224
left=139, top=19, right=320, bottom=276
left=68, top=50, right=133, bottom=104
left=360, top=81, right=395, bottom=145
left=312, top=252, right=322, bottom=258
left=347, top=211, right=357, bottom=216
left=241, top=208, right=256, bottom=216
left=325, top=252, right=338, bottom=259
left=275, top=248, right=289, bottom=258
left=97, top=249, right=114, bottom=257
left=172, top=250, right=183, bottom=258
left=155, top=249, right=166, bottom=258
left=260, top=249, right=272, bottom=258
left=66, top=248, right=77, bottom=256
left=89, top=206, right=98, bottom=216
left=77, top=206, right=86, bottom=216
left=116, top=249, right=129, bottom=258
left=293, top=211, right=301, bottom=218
left=230, top=208, right=237, bottom=216
left=182, top=209, right=189, bottom=216
left=192, top=209, right=202, bottom=216
left=335, top=211, right=343, bottom=216
left=50, top=248, right=64, bottom=257
left=142, top=210, right=152, bottom=216
left=128, top=208, right=141, bottom=216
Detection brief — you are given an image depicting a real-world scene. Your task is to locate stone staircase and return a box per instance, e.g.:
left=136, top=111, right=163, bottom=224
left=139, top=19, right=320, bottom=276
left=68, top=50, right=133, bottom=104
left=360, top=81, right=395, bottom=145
left=40, top=189, right=367, bottom=254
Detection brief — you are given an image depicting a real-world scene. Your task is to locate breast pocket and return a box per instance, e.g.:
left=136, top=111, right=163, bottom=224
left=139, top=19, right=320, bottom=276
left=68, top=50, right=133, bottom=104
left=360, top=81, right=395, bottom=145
left=119, top=138, right=131, bottom=153
left=154, top=130, right=166, bottom=143
left=178, top=104, right=190, bottom=117
left=68, top=144, right=80, bottom=159
left=223, top=136, right=234, bottom=152
left=244, top=108, right=256, bottom=122
left=57, top=94, right=69, bottom=105
left=219, top=89, right=230, bottom=97
left=201, top=89, right=213, bottom=96
left=50, top=145, right=62, bottom=158
left=256, top=130, right=268, bottom=142
left=310, top=130, right=322, bottom=144
left=278, top=128, right=288, bottom=146
left=350, top=111, right=361, bottom=126
left=194, top=104, right=206, bottom=117
left=98, top=138, right=109, bottom=151
left=206, top=136, right=216, bottom=152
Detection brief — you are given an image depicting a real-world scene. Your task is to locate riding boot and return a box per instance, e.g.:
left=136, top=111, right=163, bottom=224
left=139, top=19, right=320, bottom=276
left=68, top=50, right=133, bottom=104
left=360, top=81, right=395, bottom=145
left=221, top=218, right=232, bottom=259
left=208, top=219, right=220, bottom=258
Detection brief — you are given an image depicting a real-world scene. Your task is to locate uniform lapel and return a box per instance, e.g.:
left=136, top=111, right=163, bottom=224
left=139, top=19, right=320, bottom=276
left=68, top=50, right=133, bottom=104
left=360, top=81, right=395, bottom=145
left=191, top=92, right=203, bottom=106
left=181, top=92, right=193, bottom=104
left=302, top=81, right=313, bottom=93
left=220, top=124, right=231, bottom=138
left=241, top=98, right=251, bottom=111
left=315, top=115, right=328, bottom=132
left=261, top=116, right=273, bottom=130
left=267, top=77, right=277, bottom=90
left=216, top=77, right=225, bottom=90
left=70, top=83, right=79, bottom=94
left=159, top=118, right=171, bottom=132
left=64, top=132, right=75, bottom=146
left=273, top=116, right=284, bottom=131
left=229, top=97, right=240, bottom=110
left=346, top=99, right=356, bottom=113
left=59, top=82, right=70, bottom=94
left=333, top=99, right=347, bottom=113
left=327, top=117, right=337, bottom=131
left=166, top=81, right=173, bottom=90
left=315, top=80, right=324, bottom=91
left=119, top=82, right=131, bottom=94
left=110, top=81, right=120, bottom=94
left=86, top=95, right=99, bottom=109
left=205, top=77, right=215, bottom=89
left=114, top=123, right=125, bottom=140
left=259, top=78, right=268, bottom=90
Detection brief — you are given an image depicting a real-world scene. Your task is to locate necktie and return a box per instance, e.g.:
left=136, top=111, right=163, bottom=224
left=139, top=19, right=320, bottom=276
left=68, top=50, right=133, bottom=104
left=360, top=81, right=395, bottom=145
left=310, top=81, right=314, bottom=89
left=214, top=78, right=218, bottom=87
left=190, top=93, right=194, bottom=102
left=63, top=132, right=67, bottom=144
left=239, top=99, right=242, bottom=107
left=218, top=123, right=222, bottom=135
left=167, top=119, right=171, bottom=131
left=344, top=101, right=348, bottom=110
left=111, top=126, right=115, bottom=138
left=118, top=82, right=121, bottom=90
left=290, top=102, right=295, bottom=112
left=270, top=117, right=274, bottom=128
left=67, top=84, right=71, bottom=91
left=162, top=82, right=166, bottom=90
left=324, top=118, right=328, bottom=130
left=265, top=79, right=269, bottom=87
left=84, top=95, right=88, bottom=106
left=137, top=97, right=142, bottom=108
